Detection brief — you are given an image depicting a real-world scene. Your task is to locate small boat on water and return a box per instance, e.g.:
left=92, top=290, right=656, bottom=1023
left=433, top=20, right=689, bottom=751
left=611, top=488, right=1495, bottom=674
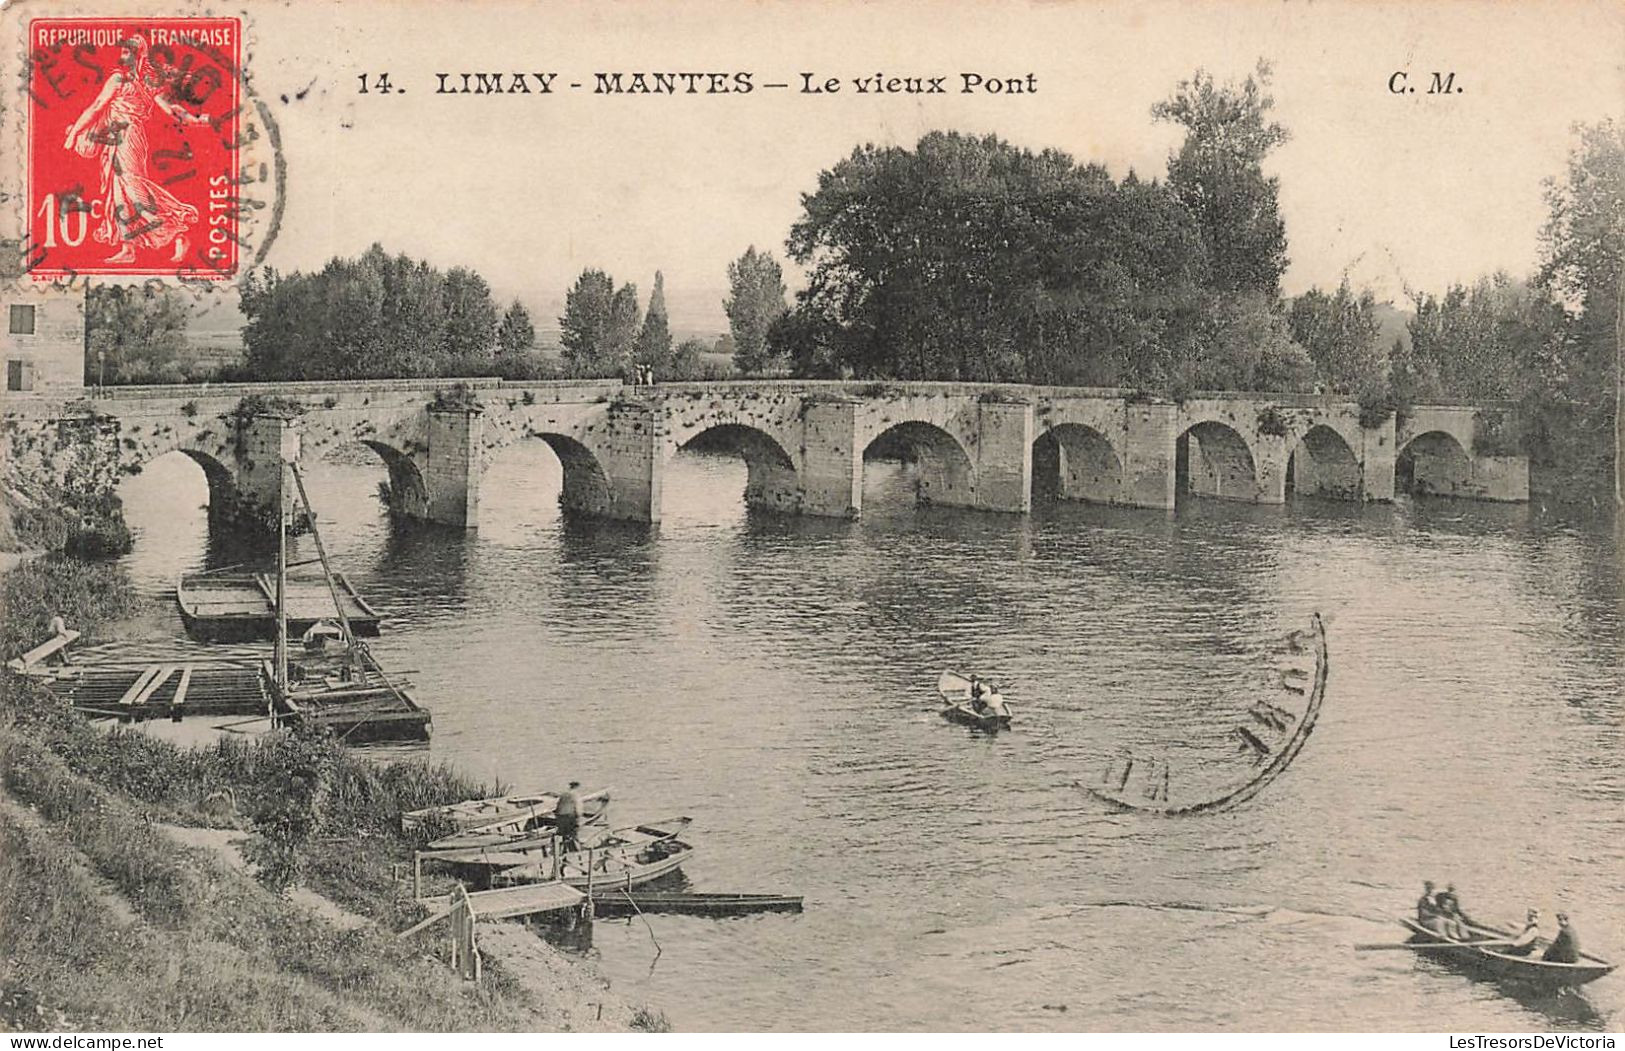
left=177, top=570, right=382, bottom=641
left=1398, top=917, right=1615, bottom=993
left=937, top=671, right=1012, bottom=731
left=402, top=789, right=610, bottom=836
left=416, top=789, right=613, bottom=847
left=426, top=817, right=695, bottom=891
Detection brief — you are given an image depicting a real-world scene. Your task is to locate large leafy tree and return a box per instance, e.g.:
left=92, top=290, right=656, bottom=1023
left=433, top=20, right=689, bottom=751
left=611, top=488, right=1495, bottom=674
left=1533, top=120, right=1625, bottom=494
left=778, top=131, right=1207, bottom=386
left=607, top=283, right=642, bottom=372
left=239, top=244, right=503, bottom=379
left=1399, top=275, right=1562, bottom=405
left=559, top=268, right=614, bottom=373
left=85, top=283, right=191, bottom=384
left=559, top=269, right=640, bottom=375
left=1153, top=61, right=1290, bottom=299
left=441, top=267, right=500, bottom=363
left=725, top=248, right=788, bottom=374
left=1287, top=280, right=1385, bottom=395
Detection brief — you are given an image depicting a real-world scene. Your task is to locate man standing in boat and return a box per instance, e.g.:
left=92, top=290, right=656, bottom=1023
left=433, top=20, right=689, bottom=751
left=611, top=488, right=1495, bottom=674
left=556, top=781, right=582, bottom=853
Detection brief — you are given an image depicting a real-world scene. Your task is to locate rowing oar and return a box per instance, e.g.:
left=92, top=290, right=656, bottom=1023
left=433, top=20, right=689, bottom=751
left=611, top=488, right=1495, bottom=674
left=1354, top=939, right=1520, bottom=951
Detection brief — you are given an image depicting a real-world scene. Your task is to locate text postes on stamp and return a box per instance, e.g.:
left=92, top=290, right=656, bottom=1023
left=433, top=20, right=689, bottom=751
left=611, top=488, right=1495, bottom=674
left=27, top=17, right=242, bottom=280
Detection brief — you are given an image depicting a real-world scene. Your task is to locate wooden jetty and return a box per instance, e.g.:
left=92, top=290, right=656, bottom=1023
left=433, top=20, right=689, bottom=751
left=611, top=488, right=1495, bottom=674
left=178, top=571, right=381, bottom=641
left=591, top=891, right=803, bottom=918
left=405, top=880, right=587, bottom=934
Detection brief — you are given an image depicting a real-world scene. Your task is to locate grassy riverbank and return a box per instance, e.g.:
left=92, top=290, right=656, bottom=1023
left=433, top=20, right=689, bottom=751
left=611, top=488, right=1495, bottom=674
left=0, top=559, right=667, bottom=1032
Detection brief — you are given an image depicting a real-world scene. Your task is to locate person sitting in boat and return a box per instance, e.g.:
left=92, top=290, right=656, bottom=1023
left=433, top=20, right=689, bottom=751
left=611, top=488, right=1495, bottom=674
left=1416, top=881, right=1442, bottom=929
left=1542, top=912, right=1580, bottom=963
left=1432, top=884, right=1475, bottom=939
left=1502, top=909, right=1542, bottom=956
left=969, top=676, right=991, bottom=713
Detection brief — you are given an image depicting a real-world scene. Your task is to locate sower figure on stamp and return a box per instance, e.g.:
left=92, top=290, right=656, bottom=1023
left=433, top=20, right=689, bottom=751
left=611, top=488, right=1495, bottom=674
left=62, top=33, right=211, bottom=264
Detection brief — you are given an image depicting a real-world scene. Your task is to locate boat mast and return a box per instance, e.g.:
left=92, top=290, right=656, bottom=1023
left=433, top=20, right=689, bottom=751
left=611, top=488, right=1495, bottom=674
left=274, top=458, right=289, bottom=700
left=288, top=463, right=363, bottom=680
left=270, top=417, right=301, bottom=707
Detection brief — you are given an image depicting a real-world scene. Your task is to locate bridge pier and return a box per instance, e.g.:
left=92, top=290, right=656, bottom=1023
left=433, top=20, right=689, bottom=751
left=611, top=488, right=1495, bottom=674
left=798, top=399, right=863, bottom=518
left=415, top=408, right=484, bottom=528
left=966, top=401, right=1033, bottom=513
left=584, top=400, right=664, bottom=523
left=1120, top=403, right=1178, bottom=509
left=213, top=413, right=299, bottom=532
left=1358, top=421, right=1397, bottom=501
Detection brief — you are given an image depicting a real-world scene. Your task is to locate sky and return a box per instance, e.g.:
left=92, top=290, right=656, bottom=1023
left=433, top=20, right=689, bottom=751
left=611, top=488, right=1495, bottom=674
left=8, top=0, right=1623, bottom=334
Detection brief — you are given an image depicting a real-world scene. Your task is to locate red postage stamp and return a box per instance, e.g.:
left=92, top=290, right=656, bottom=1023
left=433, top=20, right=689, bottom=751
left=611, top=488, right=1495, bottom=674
left=26, top=17, right=242, bottom=279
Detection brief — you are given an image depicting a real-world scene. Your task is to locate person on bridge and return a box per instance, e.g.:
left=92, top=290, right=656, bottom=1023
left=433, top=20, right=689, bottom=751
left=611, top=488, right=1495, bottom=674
left=555, top=781, right=582, bottom=853
left=1542, top=912, right=1580, bottom=963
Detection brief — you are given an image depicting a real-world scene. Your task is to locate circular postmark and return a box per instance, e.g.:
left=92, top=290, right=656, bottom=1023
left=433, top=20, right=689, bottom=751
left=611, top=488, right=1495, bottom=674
left=17, top=15, right=282, bottom=298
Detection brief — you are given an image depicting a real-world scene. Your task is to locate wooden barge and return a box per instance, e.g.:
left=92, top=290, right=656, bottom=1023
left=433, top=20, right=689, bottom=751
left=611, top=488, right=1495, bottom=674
left=177, top=571, right=382, bottom=641
left=265, top=650, right=431, bottom=743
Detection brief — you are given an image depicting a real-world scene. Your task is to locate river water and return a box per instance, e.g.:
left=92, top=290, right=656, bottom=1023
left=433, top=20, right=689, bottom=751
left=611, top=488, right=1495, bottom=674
left=107, top=443, right=1624, bottom=1032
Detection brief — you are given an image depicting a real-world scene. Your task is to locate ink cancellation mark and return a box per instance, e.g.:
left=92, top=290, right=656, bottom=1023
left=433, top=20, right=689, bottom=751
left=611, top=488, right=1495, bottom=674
left=26, top=17, right=253, bottom=280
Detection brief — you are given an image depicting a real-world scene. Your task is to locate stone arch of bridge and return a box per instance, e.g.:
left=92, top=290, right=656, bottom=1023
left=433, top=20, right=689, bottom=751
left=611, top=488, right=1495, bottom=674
left=523, top=431, right=616, bottom=517
left=1033, top=422, right=1124, bottom=503
left=1396, top=430, right=1471, bottom=497
left=1286, top=424, right=1361, bottom=500
left=349, top=439, right=430, bottom=518
left=141, top=446, right=233, bottom=513
left=1176, top=419, right=1258, bottom=501
left=673, top=422, right=800, bottom=514
left=862, top=420, right=976, bottom=507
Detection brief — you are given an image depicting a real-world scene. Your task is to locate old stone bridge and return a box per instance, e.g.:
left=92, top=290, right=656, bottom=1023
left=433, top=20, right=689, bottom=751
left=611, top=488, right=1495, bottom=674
left=7, top=378, right=1529, bottom=530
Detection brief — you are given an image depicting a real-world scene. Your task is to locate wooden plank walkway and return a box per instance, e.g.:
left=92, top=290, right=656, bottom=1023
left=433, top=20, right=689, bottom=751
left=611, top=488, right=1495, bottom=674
left=408, top=880, right=585, bottom=933
left=6, top=630, right=81, bottom=673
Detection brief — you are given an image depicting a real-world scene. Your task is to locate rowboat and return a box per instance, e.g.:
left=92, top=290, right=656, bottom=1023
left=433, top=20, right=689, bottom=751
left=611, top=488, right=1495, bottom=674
left=425, top=817, right=695, bottom=891
left=402, top=789, right=609, bottom=836
left=418, top=788, right=613, bottom=847
left=937, top=671, right=1012, bottom=731
left=1399, top=918, right=1615, bottom=992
